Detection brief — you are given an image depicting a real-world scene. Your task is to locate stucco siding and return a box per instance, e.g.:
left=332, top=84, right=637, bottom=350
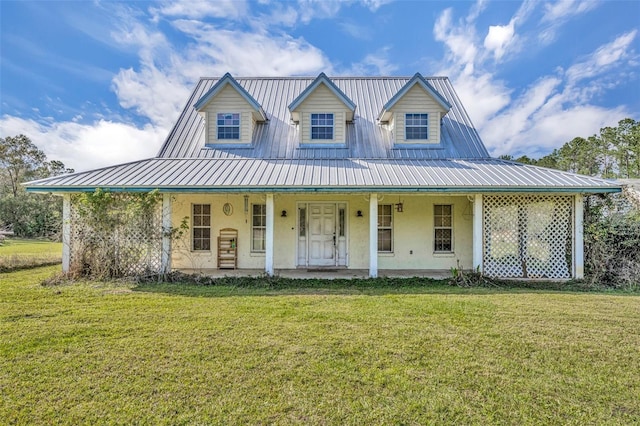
left=204, top=85, right=254, bottom=144
left=392, top=85, right=446, bottom=144
left=169, top=193, right=472, bottom=272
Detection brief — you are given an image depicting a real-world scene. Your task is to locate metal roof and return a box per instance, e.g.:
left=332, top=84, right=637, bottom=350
left=379, top=73, right=451, bottom=121
left=157, top=76, right=490, bottom=159
left=23, top=75, right=622, bottom=194
left=25, top=157, right=621, bottom=193
left=193, top=73, right=267, bottom=120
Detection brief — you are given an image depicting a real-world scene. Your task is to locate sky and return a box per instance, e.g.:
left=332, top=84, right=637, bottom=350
left=1, top=0, right=639, bottom=172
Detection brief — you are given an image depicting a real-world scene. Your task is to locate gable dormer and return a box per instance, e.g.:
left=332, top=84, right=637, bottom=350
left=288, top=73, right=356, bottom=146
left=378, top=73, right=451, bottom=146
left=194, top=73, right=267, bottom=146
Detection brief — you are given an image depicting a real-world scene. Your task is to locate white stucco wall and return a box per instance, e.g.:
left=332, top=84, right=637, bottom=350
left=169, top=193, right=474, bottom=271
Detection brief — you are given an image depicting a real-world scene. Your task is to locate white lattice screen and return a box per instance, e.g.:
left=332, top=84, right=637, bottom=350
left=483, top=195, right=573, bottom=279
left=69, top=194, right=163, bottom=277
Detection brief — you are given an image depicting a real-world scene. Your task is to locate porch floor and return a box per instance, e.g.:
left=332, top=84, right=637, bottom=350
left=178, top=268, right=451, bottom=280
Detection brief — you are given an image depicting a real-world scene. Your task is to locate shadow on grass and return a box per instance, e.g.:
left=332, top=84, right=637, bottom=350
left=130, top=275, right=606, bottom=298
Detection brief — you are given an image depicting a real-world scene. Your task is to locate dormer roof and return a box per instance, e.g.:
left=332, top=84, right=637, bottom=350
left=194, top=72, right=267, bottom=121
left=377, top=72, right=451, bottom=122
left=288, top=72, right=356, bottom=122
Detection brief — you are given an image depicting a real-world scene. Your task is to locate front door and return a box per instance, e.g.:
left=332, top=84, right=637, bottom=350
left=308, top=203, right=336, bottom=266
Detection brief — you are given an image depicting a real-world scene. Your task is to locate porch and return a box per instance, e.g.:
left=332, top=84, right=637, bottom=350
left=179, top=268, right=453, bottom=280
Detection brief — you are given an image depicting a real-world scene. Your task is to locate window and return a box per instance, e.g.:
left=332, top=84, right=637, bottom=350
left=252, top=204, right=266, bottom=252
left=311, top=113, right=334, bottom=140
left=217, top=113, right=240, bottom=139
left=378, top=204, right=393, bottom=252
left=434, top=204, right=453, bottom=252
left=192, top=204, right=211, bottom=251
left=405, top=113, right=428, bottom=140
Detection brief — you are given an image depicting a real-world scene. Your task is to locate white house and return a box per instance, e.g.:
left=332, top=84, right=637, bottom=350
left=26, top=73, right=621, bottom=279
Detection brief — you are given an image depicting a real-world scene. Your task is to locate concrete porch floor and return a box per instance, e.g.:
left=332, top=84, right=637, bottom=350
left=178, top=268, right=452, bottom=280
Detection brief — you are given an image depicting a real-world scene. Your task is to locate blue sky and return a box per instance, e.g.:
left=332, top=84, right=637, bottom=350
left=1, top=0, right=639, bottom=171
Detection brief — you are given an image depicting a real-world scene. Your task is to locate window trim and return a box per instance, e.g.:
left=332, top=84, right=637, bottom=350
left=434, top=204, right=453, bottom=253
left=191, top=203, right=211, bottom=252
left=217, top=112, right=240, bottom=140
left=310, top=113, right=334, bottom=140
left=405, top=113, right=429, bottom=140
left=377, top=204, right=393, bottom=253
left=251, top=203, right=266, bottom=253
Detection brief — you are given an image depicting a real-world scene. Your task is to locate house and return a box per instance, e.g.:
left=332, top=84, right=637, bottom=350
left=26, top=72, right=621, bottom=279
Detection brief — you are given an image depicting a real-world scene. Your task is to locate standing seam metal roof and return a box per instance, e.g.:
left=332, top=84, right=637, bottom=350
left=157, top=76, right=490, bottom=160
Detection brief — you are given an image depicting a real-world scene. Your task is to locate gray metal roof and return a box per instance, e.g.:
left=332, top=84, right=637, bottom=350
left=157, top=76, right=490, bottom=160
left=23, top=75, right=622, bottom=194
left=25, top=157, right=621, bottom=193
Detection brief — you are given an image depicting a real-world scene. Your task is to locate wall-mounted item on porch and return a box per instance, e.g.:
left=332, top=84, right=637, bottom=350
left=223, top=202, right=233, bottom=216
left=217, top=228, right=238, bottom=269
left=356, top=210, right=363, bottom=217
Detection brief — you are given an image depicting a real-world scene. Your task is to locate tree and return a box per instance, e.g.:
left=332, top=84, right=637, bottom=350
left=0, top=135, right=73, bottom=238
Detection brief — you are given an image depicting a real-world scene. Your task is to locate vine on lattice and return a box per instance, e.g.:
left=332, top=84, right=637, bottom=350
left=69, top=189, right=164, bottom=279
left=483, top=195, right=573, bottom=279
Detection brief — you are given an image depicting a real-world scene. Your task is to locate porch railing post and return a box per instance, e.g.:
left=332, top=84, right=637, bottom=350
left=265, top=193, right=274, bottom=276
left=369, top=193, right=378, bottom=278
left=473, top=194, right=483, bottom=273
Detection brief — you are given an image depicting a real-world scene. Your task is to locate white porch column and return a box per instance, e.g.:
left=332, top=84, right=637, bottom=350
left=574, top=194, right=584, bottom=279
left=472, top=194, right=483, bottom=273
left=62, top=194, right=71, bottom=273
left=161, top=193, right=172, bottom=274
left=265, top=193, right=274, bottom=276
left=369, top=193, right=378, bottom=278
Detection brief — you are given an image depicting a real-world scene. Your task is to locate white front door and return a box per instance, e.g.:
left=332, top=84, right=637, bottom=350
left=308, top=203, right=336, bottom=266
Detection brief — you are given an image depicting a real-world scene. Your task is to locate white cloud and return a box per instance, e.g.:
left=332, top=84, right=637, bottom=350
left=566, top=30, right=638, bottom=83
left=150, top=0, right=248, bottom=20
left=432, top=2, right=635, bottom=159
left=343, top=48, right=398, bottom=75
left=0, top=115, right=165, bottom=171
left=542, top=0, right=599, bottom=23
left=484, top=21, right=515, bottom=60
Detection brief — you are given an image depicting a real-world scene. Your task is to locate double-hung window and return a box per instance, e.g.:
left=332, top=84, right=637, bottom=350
left=405, top=113, right=428, bottom=140
left=311, top=113, right=334, bottom=140
left=377, top=204, right=393, bottom=252
left=252, top=204, right=266, bottom=252
left=217, top=113, right=240, bottom=139
left=434, top=204, right=453, bottom=252
left=192, top=204, right=211, bottom=251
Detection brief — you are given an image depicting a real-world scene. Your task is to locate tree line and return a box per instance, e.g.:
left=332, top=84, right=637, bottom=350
left=0, top=135, right=73, bottom=239
left=500, top=118, right=640, bottom=179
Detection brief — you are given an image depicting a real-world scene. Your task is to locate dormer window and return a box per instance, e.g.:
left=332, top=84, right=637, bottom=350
left=217, top=113, right=240, bottom=139
left=405, top=113, right=428, bottom=140
left=311, top=113, right=334, bottom=140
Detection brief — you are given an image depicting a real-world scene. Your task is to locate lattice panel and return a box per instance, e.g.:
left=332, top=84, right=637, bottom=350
left=69, top=194, right=163, bottom=277
left=483, top=195, right=573, bottom=279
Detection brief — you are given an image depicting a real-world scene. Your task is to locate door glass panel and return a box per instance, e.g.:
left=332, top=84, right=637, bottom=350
left=299, top=207, right=306, bottom=237
left=338, top=208, right=345, bottom=237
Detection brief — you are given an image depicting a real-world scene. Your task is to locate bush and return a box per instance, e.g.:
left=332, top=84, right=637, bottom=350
left=584, top=195, right=640, bottom=290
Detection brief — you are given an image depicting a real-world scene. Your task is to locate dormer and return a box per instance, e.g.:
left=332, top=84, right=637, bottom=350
left=288, top=73, right=356, bottom=146
left=194, top=73, right=267, bottom=146
left=378, top=73, right=451, bottom=146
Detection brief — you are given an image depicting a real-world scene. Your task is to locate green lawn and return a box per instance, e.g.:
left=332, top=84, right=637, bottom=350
left=1, top=266, right=639, bottom=424
left=0, top=238, right=62, bottom=271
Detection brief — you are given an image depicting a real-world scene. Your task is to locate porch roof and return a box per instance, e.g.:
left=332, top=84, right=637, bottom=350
left=25, top=157, right=621, bottom=194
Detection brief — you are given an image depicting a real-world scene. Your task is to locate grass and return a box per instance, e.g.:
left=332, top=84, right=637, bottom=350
left=1, top=266, right=639, bottom=424
left=0, top=238, right=62, bottom=272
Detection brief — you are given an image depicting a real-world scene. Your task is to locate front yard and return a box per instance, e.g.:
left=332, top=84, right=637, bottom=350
left=1, top=266, right=639, bottom=424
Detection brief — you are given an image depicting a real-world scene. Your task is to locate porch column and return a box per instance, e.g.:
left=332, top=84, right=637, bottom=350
left=265, top=193, right=274, bottom=276
left=161, top=193, right=172, bottom=274
left=472, top=194, right=483, bottom=273
left=369, top=193, right=378, bottom=278
left=574, top=194, right=584, bottom=279
left=62, top=194, right=71, bottom=273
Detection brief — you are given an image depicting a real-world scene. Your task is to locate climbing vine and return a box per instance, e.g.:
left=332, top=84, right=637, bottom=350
left=69, top=189, right=186, bottom=279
